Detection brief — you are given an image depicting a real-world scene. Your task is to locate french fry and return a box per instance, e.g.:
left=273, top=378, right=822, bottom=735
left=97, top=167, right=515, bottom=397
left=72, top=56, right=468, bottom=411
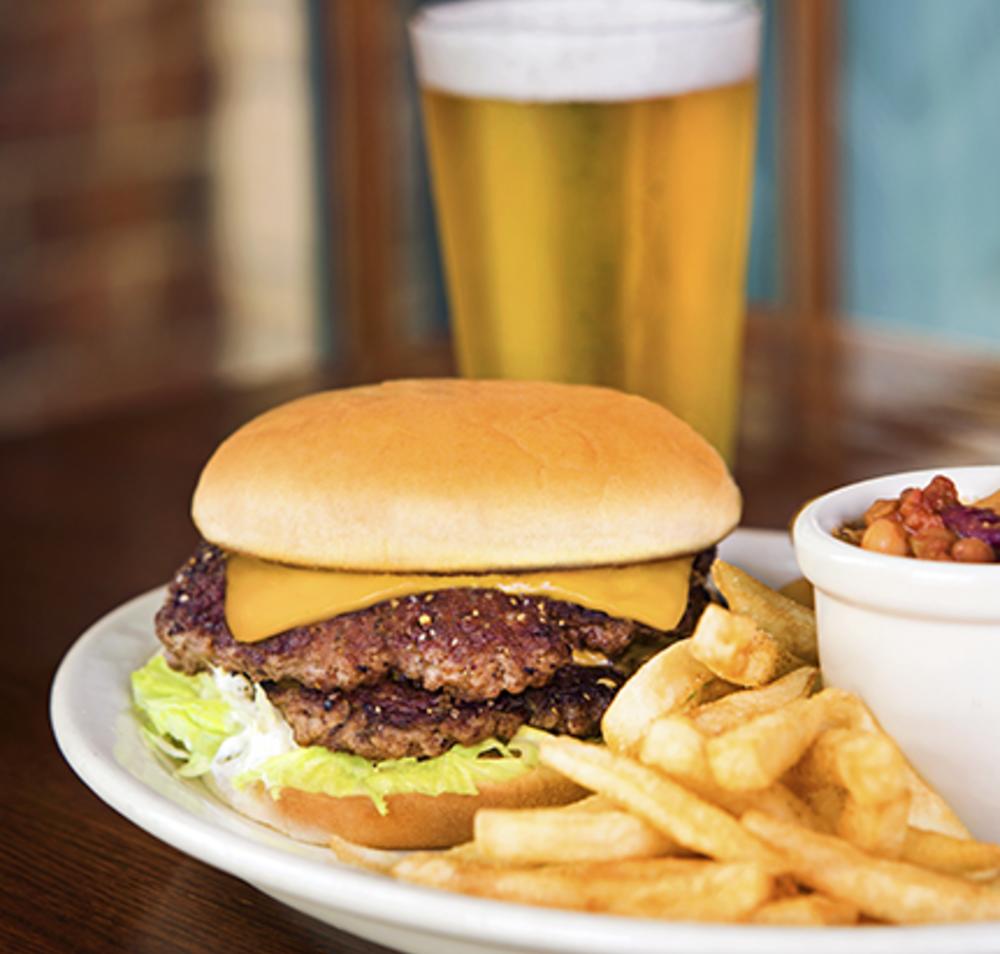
left=750, top=893, right=860, bottom=926
left=741, top=785, right=829, bottom=832
left=690, top=604, right=806, bottom=687
left=830, top=694, right=970, bottom=838
left=796, top=784, right=848, bottom=834
left=639, top=714, right=824, bottom=830
left=690, top=666, right=818, bottom=736
left=639, top=714, right=710, bottom=780
left=902, top=768, right=971, bottom=840
left=539, top=735, right=785, bottom=869
left=777, top=577, right=815, bottom=608
left=790, top=724, right=914, bottom=860
left=327, top=833, right=400, bottom=874
left=601, top=639, right=723, bottom=755
left=393, top=854, right=775, bottom=922
left=474, top=805, right=678, bottom=865
left=901, top=828, right=1000, bottom=879
left=712, top=561, right=819, bottom=664
left=557, top=794, right=616, bottom=812
left=837, top=794, right=911, bottom=859
left=743, top=811, right=1000, bottom=923
left=706, top=689, right=853, bottom=792
left=798, top=728, right=909, bottom=806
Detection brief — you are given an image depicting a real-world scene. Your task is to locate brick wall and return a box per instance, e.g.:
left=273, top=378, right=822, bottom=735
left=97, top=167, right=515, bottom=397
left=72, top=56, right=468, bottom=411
left=0, top=0, right=218, bottom=434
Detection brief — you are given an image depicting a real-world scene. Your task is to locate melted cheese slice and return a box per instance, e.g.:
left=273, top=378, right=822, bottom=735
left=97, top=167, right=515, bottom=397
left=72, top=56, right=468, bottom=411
left=225, top=554, right=694, bottom=643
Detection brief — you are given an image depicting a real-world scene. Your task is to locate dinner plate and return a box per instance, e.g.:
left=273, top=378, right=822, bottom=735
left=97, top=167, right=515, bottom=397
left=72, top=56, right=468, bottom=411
left=51, top=529, right=1000, bottom=954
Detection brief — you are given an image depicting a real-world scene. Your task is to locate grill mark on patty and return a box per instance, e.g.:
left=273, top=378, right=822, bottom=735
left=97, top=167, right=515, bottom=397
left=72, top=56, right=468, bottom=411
left=155, top=541, right=710, bottom=702
left=264, top=665, right=627, bottom=760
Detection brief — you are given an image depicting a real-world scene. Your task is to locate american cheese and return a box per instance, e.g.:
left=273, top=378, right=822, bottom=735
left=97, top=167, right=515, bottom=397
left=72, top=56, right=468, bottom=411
left=225, top=554, right=694, bottom=643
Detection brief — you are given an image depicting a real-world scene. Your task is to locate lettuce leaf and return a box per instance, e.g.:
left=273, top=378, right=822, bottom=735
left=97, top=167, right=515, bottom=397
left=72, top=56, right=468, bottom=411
left=242, top=734, right=537, bottom=815
left=131, top=655, right=538, bottom=813
left=131, top=655, right=239, bottom=777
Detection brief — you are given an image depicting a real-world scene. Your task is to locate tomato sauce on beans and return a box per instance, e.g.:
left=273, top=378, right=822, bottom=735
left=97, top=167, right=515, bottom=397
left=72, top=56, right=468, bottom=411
left=835, top=475, right=999, bottom=563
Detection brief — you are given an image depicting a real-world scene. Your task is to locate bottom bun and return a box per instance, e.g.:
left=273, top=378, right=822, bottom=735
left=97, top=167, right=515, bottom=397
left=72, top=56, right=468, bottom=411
left=207, top=766, right=587, bottom=850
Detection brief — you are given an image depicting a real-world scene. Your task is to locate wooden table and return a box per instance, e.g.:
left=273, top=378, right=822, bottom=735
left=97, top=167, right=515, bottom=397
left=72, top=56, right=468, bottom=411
left=5, top=315, right=999, bottom=952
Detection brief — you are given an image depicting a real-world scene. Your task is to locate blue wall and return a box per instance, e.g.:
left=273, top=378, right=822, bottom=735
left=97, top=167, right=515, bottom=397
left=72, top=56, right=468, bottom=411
left=840, top=0, right=1000, bottom=348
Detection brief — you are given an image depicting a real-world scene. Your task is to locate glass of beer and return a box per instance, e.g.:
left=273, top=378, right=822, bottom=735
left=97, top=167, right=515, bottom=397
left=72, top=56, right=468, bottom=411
left=410, top=1, right=761, bottom=460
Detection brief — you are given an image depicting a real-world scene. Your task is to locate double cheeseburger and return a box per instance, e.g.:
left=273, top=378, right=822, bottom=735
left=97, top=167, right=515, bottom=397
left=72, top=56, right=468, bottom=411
left=134, top=379, right=740, bottom=848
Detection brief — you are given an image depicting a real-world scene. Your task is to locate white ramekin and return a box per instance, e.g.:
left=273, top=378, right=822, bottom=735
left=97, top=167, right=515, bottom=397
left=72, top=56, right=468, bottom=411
left=792, top=465, right=1000, bottom=841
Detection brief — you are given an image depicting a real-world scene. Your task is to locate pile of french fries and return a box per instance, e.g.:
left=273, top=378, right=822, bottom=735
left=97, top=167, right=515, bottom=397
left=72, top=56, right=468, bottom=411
left=364, top=563, right=1000, bottom=925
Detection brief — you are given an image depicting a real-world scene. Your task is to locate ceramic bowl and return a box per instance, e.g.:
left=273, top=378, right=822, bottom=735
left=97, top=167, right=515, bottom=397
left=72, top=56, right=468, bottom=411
left=792, top=466, right=1000, bottom=841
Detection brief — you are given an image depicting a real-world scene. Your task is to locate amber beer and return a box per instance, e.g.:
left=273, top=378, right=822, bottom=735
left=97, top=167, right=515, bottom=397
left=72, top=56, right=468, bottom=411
left=411, top=2, right=761, bottom=460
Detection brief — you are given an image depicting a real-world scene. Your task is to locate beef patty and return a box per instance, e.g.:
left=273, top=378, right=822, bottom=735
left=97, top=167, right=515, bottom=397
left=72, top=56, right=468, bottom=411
left=155, top=541, right=712, bottom=759
left=266, top=665, right=626, bottom=760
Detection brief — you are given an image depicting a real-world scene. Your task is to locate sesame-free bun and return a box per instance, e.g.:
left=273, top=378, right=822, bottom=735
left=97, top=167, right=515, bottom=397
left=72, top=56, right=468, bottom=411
left=208, top=765, right=586, bottom=850
left=192, top=379, right=740, bottom=571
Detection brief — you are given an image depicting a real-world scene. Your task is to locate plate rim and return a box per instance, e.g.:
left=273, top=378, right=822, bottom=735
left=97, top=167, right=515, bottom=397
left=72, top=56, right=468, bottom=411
left=49, top=528, right=1000, bottom=953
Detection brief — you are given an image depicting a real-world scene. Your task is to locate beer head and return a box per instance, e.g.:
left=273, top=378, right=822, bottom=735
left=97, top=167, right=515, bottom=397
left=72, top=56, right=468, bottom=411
left=410, top=0, right=761, bottom=103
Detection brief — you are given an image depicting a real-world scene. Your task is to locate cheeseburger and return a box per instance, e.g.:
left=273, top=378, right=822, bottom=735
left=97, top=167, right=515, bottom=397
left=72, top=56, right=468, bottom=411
left=132, top=379, right=740, bottom=848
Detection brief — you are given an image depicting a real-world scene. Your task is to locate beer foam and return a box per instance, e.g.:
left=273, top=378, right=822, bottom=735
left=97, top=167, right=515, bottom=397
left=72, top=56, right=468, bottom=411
left=410, top=0, right=761, bottom=102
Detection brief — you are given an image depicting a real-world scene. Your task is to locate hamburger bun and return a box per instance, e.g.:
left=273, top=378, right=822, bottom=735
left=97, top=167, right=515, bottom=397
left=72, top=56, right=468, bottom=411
left=192, top=378, right=740, bottom=572
left=210, top=764, right=587, bottom=849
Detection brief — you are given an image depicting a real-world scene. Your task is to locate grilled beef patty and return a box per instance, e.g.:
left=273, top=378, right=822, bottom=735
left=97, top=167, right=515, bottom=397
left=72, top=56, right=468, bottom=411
left=265, top=665, right=625, bottom=760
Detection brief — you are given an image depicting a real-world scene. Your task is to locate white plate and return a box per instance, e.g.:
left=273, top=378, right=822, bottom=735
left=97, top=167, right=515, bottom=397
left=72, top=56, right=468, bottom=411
left=50, top=529, right=1000, bottom=954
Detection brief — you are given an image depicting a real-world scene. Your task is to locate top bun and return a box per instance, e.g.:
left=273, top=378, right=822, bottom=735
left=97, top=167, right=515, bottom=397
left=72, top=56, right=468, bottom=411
left=192, top=379, right=740, bottom=571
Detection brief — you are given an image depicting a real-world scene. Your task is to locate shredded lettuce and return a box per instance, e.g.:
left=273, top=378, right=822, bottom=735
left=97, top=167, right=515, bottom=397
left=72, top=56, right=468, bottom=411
left=131, top=655, right=538, bottom=813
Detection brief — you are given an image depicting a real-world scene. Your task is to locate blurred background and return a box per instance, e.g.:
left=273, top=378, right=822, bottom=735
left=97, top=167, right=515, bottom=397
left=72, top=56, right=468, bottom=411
left=3, top=0, right=1000, bottom=437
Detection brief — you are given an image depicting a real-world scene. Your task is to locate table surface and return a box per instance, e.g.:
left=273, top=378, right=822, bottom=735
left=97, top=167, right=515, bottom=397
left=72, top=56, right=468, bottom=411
left=6, top=315, right=1000, bottom=953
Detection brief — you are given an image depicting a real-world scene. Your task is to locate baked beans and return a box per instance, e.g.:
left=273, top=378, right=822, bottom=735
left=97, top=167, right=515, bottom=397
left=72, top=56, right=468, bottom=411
left=835, top=475, right=999, bottom=562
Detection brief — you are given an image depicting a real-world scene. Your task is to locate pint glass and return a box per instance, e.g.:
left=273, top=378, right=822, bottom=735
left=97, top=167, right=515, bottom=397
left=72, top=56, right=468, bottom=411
left=410, top=1, right=760, bottom=460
